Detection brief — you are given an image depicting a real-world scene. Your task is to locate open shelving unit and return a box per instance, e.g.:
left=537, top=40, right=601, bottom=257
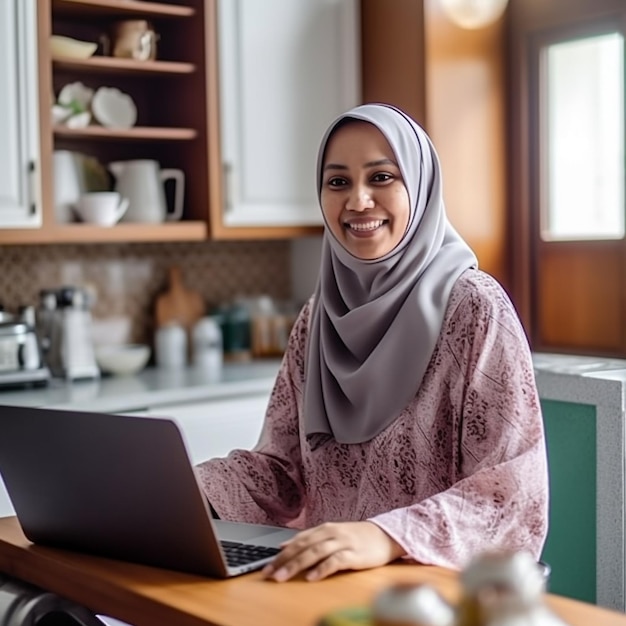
left=0, top=0, right=214, bottom=245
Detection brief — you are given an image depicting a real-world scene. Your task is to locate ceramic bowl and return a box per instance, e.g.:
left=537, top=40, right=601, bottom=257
left=51, top=35, right=98, bottom=60
left=95, top=344, right=151, bottom=376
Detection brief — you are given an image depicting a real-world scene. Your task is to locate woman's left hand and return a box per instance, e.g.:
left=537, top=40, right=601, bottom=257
left=262, top=521, right=405, bottom=582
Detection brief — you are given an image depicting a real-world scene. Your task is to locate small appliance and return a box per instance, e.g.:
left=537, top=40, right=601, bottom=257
left=0, top=317, right=50, bottom=389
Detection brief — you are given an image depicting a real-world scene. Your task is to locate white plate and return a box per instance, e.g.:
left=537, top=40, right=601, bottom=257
left=92, top=87, right=137, bottom=129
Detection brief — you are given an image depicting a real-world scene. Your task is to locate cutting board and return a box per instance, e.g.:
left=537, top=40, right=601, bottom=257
left=154, top=266, right=205, bottom=332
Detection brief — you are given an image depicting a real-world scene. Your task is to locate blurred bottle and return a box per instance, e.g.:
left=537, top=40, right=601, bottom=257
left=218, top=300, right=251, bottom=362
left=155, top=321, right=187, bottom=369
left=58, top=286, right=100, bottom=380
left=192, top=316, right=223, bottom=373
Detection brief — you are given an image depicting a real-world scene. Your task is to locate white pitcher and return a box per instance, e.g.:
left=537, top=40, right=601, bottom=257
left=108, top=159, right=185, bottom=223
left=52, top=150, right=87, bottom=224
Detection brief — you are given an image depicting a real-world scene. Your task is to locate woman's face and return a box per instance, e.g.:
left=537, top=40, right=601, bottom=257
left=320, top=121, right=411, bottom=260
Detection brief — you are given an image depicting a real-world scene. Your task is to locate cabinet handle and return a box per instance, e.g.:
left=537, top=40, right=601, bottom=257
left=28, top=160, right=37, bottom=216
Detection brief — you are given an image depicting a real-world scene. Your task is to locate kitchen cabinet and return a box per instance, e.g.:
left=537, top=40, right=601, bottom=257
left=533, top=354, right=626, bottom=611
left=0, top=0, right=215, bottom=245
left=0, top=0, right=41, bottom=229
left=0, top=0, right=212, bottom=244
left=144, top=394, right=269, bottom=463
left=212, top=0, right=360, bottom=238
left=0, top=0, right=361, bottom=246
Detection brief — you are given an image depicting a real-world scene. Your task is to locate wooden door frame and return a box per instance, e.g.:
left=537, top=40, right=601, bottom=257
left=507, top=2, right=626, bottom=352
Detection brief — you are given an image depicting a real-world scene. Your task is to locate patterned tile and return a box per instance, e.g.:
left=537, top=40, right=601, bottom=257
left=0, top=241, right=291, bottom=345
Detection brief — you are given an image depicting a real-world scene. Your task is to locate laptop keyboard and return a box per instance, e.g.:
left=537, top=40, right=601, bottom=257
left=220, top=540, right=280, bottom=568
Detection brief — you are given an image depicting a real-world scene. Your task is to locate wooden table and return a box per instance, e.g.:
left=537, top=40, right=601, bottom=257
left=0, top=516, right=624, bottom=626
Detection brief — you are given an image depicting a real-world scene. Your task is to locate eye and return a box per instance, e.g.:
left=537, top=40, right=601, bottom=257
left=370, top=171, right=402, bottom=185
left=326, top=176, right=348, bottom=188
left=371, top=172, right=394, bottom=184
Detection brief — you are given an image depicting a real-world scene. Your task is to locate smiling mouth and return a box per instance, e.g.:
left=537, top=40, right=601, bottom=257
left=344, top=219, right=387, bottom=232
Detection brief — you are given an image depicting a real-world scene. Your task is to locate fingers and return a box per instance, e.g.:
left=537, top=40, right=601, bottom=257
left=262, top=521, right=404, bottom=583
left=263, top=524, right=340, bottom=581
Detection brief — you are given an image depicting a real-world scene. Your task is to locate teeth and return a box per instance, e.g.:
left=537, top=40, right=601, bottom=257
left=347, top=220, right=384, bottom=232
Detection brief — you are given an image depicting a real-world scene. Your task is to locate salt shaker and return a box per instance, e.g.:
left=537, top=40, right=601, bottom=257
left=155, top=322, right=187, bottom=369
left=192, top=316, right=223, bottom=372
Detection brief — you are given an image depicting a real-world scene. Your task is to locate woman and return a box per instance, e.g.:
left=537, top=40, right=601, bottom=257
left=196, top=103, right=549, bottom=582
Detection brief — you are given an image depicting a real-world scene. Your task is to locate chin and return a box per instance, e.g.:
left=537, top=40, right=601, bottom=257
left=347, top=243, right=387, bottom=260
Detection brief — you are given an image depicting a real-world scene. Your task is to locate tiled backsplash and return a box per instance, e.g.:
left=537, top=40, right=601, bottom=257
left=0, top=240, right=291, bottom=345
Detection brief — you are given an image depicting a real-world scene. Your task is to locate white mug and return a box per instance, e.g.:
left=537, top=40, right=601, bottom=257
left=73, top=192, right=129, bottom=227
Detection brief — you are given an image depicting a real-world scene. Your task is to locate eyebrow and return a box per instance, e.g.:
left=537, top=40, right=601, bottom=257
left=323, top=158, right=398, bottom=171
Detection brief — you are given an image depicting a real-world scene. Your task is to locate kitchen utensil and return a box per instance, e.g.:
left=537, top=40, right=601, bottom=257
left=109, top=159, right=185, bottom=223
left=109, top=19, right=159, bottom=61
left=154, top=266, right=204, bottom=334
left=52, top=150, right=87, bottom=223
left=73, top=192, right=129, bottom=226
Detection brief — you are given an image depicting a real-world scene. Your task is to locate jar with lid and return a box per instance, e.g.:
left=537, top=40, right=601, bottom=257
left=155, top=321, right=187, bottom=369
left=216, top=301, right=251, bottom=362
left=192, top=316, right=223, bottom=373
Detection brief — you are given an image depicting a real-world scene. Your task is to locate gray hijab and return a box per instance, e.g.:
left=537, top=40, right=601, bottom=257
left=304, top=103, right=477, bottom=444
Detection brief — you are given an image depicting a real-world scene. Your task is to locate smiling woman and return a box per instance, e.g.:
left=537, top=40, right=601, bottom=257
left=319, top=121, right=411, bottom=260
left=195, top=103, right=549, bottom=584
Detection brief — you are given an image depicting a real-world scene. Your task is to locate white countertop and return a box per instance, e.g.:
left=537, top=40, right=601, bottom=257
left=0, top=360, right=282, bottom=413
left=533, top=352, right=626, bottom=378
left=1, top=353, right=625, bottom=415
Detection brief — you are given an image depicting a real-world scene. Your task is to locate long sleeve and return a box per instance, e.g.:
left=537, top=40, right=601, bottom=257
left=367, top=272, right=548, bottom=569
left=195, top=308, right=308, bottom=527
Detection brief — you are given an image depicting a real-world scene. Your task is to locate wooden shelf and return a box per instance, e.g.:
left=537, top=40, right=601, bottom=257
left=0, top=221, right=208, bottom=245
left=51, top=0, right=195, bottom=19
left=52, top=56, right=196, bottom=76
left=53, top=125, right=198, bottom=141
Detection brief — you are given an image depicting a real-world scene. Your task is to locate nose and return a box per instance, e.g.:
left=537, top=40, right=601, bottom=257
left=346, top=186, right=374, bottom=212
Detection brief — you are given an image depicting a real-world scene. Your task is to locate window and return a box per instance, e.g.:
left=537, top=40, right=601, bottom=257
left=541, top=32, right=624, bottom=240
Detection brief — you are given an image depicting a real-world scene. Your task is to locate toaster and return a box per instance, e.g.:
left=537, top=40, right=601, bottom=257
left=0, top=320, right=50, bottom=388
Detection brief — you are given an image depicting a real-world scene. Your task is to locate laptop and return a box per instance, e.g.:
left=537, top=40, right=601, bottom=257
left=0, top=404, right=297, bottom=578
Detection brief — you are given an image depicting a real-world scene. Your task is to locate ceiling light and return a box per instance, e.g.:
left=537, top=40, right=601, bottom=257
left=440, top=0, right=509, bottom=29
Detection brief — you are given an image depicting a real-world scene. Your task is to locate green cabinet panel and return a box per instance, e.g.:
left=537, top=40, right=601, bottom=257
left=541, top=399, right=596, bottom=604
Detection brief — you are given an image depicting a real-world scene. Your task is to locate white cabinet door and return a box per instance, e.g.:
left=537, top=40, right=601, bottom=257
left=148, top=394, right=269, bottom=464
left=0, top=0, right=41, bottom=228
left=217, top=0, right=360, bottom=228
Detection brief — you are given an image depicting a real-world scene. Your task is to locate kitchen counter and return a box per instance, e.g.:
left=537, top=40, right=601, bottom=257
left=0, top=360, right=282, bottom=413
left=4, top=352, right=622, bottom=414
left=531, top=352, right=626, bottom=611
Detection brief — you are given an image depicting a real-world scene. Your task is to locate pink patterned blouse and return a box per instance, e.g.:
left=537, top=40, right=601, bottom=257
left=196, top=270, right=549, bottom=569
